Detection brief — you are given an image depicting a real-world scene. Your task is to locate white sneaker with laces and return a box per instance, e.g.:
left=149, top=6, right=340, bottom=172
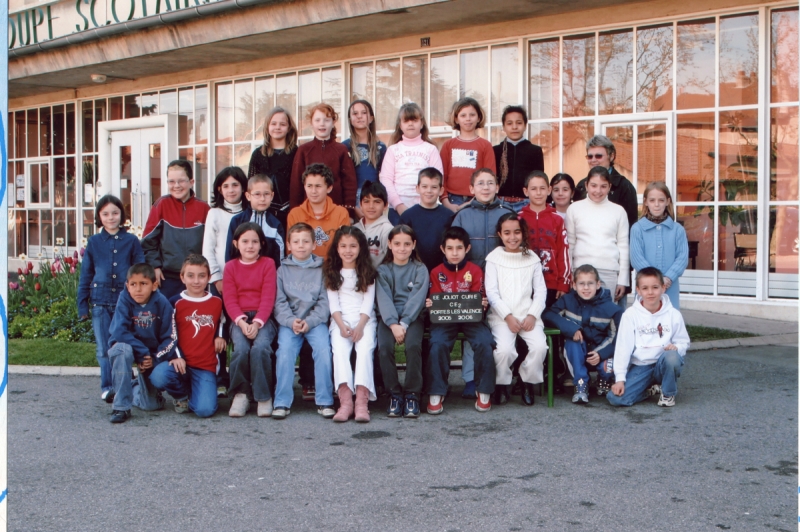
left=257, top=399, right=273, bottom=417
left=318, top=406, right=336, bottom=418
left=228, top=393, right=249, bottom=417
left=658, top=394, right=675, bottom=407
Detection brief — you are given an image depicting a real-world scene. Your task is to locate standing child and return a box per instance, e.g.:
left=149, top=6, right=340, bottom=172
left=354, top=180, right=394, bottom=268
left=289, top=103, right=358, bottom=212
left=324, top=226, right=378, bottom=423
left=485, top=213, right=548, bottom=406
left=223, top=223, right=279, bottom=418
left=399, top=167, right=454, bottom=273
left=549, top=173, right=575, bottom=220
left=493, top=105, right=544, bottom=212
left=630, top=182, right=689, bottom=309
left=150, top=255, right=225, bottom=418
left=247, top=106, right=299, bottom=228
left=376, top=225, right=429, bottom=418
left=343, top=100, right=387, bottom=218
left=380, top=102, right=443, bottom=220
left=440, top=97, right=496, bottom=212
left=225, top=174, right=284, bottom=268
left=607, top=267, right=690, bottom=407
left=78, top=195, right=145, bottom=403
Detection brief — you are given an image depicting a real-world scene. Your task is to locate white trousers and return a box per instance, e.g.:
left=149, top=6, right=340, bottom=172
left=330, top=315, right=377, bottom=400
left=491, top=321, right=547, bottom=385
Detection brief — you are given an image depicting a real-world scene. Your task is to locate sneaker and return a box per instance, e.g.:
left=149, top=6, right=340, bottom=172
left=272, top=407, right=290, bottom=419
left=427, top=395, right=443, bottom=415
left=257, top=399, right=273, bottom=417
left=387, top=395, right=403, bottom=417
left=596, top=377, right=611, bottom=397
left=217, top=386, right=228, bottom=398
left=461, top=381, right=476, bottom=398
left=658, top=394, right=675, bottom=407
left=101, top=390, right=115, bottom=404
left=228, top=393, right=249, bottom=417
left=173, top=398, right=189, bottom=414
left=646, top=384, right=662, bottom=399
left=403, top=395, right=420, bottom=418
left=572, top=378, right=589, bottom=404
left=302, top=385, right=316, bottom=401
left=110, top=410, right=131, bottom=423
left=318, top=405, right=336, bottom=418
left=475, top=393, right=492, bottom=412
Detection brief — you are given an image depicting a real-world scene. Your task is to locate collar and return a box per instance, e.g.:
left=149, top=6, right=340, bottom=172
left=442, top=257, right=468, bottom=272
left=100, top=227, right=128, bottom=240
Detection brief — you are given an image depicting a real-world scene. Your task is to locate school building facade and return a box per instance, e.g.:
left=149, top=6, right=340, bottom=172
left=7, top=0, right=799, bottom=319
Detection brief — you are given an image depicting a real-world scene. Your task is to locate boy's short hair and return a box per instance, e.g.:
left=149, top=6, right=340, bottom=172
left=167, top=159, right=193, bottom=181
left=470, top=167, right=497, bottom=186
left=441, top=226, right=471, bottom=248
left=94, top=194, right=126, bottom=228
left=636, top=267, right=665, bottom=287
left=302, top=163, right=334, bottom=186
left=418, top=167, right=443, bottom=186
left=524, top=170, right=550, bottom=188
left=287, top=222, right=314, bottom=240
left=248, top=173, right=274, bottom=191
left=127, top=263, right=156, bottom=282
left=573, top=264, right=600, bottom=283
left=360, top=180, right=388, bottom=205
left=181, top=254, right=210, bottom=276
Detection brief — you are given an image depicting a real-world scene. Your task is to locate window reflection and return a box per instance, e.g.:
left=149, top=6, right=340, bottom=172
left=491, top=44, right=518, bottom=123
left=636, top=123, right=667, bottom=195
left=676, top=112, right=715, bottom=202
left=562, top=120, right=594, bottom=178
left=403, top=56, right=427, bottom=108
left=430, top=52, right=458, bottom=127
left=529, top=123, right=560, bottom=177
left=718, top=109, right=758, bottom=202
left=637, top=24, right=673, bottom=112
left=298, top=70, right=321, bottom=137
left=376, top=60, right=400, bottom=131
left=677, top=19, right=715, bottom=109
left=770, top=107, right=799, bottom=202
left=563, top=34, right=595, bottom=117
left=255, top=77, right=276, bottom=130
left=460, top=47, right=488, bottom=110
left=719, top=14, right=759, bottom=107
left=350, top=63, right=373, bottom=102
left=598, top=29, right=633, bottom=115
left=215, top=82, right=233, bottom=143
left=529, top=39, right=559, bottom=120
left=771, top=8, right=799, bottom=104
left=234, top=79, right=254, bottom=142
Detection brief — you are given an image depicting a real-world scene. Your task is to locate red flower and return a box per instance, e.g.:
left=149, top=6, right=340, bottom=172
left=33, top=273, right=38, bottom=278
left=27, top=261, right=33, bottom=271
left=65, top=257, right=73, bottom=266
left=20, top=301, right=25, bottom=306
left=17, top=268, right=22, bottom=275
left=73, top=250, right=79, bottom=261
left=35, top=282, right=41, bottom=291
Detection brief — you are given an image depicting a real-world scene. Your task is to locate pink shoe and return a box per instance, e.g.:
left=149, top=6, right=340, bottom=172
left=354, top=385, right=370, bottom=423
left=333, top=384, right=353, bottom=422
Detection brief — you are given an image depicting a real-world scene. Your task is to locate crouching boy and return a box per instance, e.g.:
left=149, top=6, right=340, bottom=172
left=607, top=267, right=690, bottom=407
left=107, top=263, right=176, bottom=423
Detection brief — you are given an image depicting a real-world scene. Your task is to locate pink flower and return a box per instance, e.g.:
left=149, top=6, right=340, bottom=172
left=79, top=247, right=85, bottom=257
left=70, top=266, right=76, bottom=274
left=9, top=282, right=18, bottom=290
left=73, top=250, right=79, bottom=261
left=22, top=268, right=29, bottom=276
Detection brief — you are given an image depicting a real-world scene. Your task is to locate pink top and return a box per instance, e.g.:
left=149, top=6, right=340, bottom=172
left=223, top=257, right=277, bottom=326
left=380, top=135, right=443, bottom=209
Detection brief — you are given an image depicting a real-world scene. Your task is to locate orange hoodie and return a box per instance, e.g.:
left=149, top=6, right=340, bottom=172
left=287, top=197, right=350, bottom=257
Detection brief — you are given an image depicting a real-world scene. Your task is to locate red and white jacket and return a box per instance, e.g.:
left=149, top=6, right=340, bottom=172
left=170, top=291, right=224, bottom=374
left=519, top=205, right=571, bottom=293
left=429, top=259, right=484, bottom=295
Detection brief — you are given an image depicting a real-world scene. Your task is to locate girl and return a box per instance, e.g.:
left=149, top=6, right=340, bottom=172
left=342, top=100, right=387, bottom=217
left=223, top=222, right=278, bottom=418
left=289, top=103, right=358, bottom=212
left=375, top=225, right=428, bottom=419
left=77, top=195, right=145, bottom=403
left=380, top=102, right=443, bottom=219
left=440, top=97, right=496, bottom=212
left=549, top=173, right=575, bottom=220
left=630, top=182, right=689, bottom=309
left=324, top=226, right=378, bottom=423
left=248, top=107, right=298, bottom=228
left=493, top=105, right=544, bottom=212
left=566, top=166, right=630, bottom=308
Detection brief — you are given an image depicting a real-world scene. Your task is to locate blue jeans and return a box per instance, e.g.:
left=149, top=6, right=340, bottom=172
left=607, top=351, right=685, bottom=406
left=275, top=323, right=333, bottom=409
left=501, top=198, right=530, bottom=212
left=564, top=339, right=614, bottom=384
left=229, top=318, right=277, bottom=402
left=428, top=322, right=495, bottom=396
left=447, top=194, right=471, bottom=207
left=150, top=362, right=218, bottom=418
left=91, top=305, right=115, bottom=393
left=108, top=342, right=164, bottom=412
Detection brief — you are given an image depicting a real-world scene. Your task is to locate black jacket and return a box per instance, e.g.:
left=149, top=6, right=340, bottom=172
left=493, top=139, right=545, bottom=198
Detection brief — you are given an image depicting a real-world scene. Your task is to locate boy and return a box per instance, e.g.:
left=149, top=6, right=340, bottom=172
left=425, top=227, right=496, bottom=414
left=142, top=160, right=210, bottom=299
left=225, top=174, right=285, bottom=269
left=399, top=167, right=454, bottom=273
left=107, top=263, right=176, bottom=423
left=149, top=255, right=225, bottom=418
left=287, top=163, right=350, bottom=258
left=354, top=180, right=394, bottom=267
left=272, top=223, right=334, bottom=419
left=607, top=267, right=690, bottom=407
left=542, top=264, right=623, bottom=404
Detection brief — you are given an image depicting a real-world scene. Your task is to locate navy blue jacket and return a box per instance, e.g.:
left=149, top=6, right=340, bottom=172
left=399, top=204, right=453, bottom=274
left=542, top=287, right=623, bottom=361
left=77, top=228, right=145, bottom=317
left=109, top=288, right=176, bottom=363
left=225, top=208, right=285, bottom=270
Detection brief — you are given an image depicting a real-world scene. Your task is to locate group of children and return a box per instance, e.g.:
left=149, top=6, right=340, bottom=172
left=76, top=97, right=691, bottom=425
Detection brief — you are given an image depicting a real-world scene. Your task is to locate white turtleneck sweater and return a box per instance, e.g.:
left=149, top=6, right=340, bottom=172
left=485, top=247, right=547, bottom=329
left=565, top=197, right=630, bottom=286
left=380, top=135, right=444, bottom=209
left=203, top=200, right=243, bottom=283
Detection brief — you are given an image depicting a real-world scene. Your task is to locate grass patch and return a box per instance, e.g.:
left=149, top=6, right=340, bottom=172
left=9, top=339, right=98, bottom=367
left=686, top=325, right=756, bottom=343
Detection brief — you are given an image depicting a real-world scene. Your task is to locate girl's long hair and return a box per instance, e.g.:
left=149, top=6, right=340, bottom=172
left=230, top=222, right=270, bottom=261
left=308, top=103, right=339, bottom=140
left=260, top=107, right=298, bottom=157
left=211, top=166, right=249, bottom=211
left=347, top=100, right=380, bottom=167
left=382, top=224, right=422, bottom=264
left=389, top=103, right=432, bottom=146
left=641, top=181, right=675, bottom=220
left=448, top=97, right=486, bottom=130
left=495, top=212, right=531, bottom=256
left=323, top=226, right=376, bottom=293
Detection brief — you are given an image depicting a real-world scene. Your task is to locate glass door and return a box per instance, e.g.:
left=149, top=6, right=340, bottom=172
left=110, top=127, right=164, bottom=230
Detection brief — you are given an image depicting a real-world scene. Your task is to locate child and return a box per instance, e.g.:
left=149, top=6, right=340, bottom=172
left=289, top=103, right=358, bottom=212
left=376, top=225, right=428, bottom=418
left=399, top=167, right=454, bottom=274
left=107, top=263, right=176, bottom=423
left=273, top=223, right=333, bottom=419
left=225, top=174, right=284, bottom=269
left=354, top=180, right=394, bottom=268
left=380, top=102, right=443, bottom=219
left=78, top=195, right=145, bottom=403
left=493, top=105, right=544, bottom=212
left=324, top=226, right=377, bottom=423
left=141, top=160, right=210, bottom=300
left=542, top=264, right=623, bottom=404
left=343, top=100, right=387, bottom=218
left=248, top=106, right=299, bottom=228
left=607, top=267, right=690, bottom=407
left=150, top=255, right=225, bottom=418
left=223, top=223, right=279, bottom=418
left=440, top=97, right=496, bottom=212
left=485, top=213, right=548, bottom=405
left=630, top=182, right=689, bottom=309
left=549, top=173, right=575, bottom=220
left=287, top=163, right=350, bottom=258
left=425, top=227, right=496, bottom=414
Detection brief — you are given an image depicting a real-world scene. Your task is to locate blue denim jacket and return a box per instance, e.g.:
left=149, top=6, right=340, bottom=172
left=77, top=228, right=145, bottom=317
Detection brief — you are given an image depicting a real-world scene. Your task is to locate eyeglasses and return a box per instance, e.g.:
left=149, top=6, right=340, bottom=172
left=167, top=179, right=190, bottom=186
left=249, top=192, right=272, bottom=199
left=585, top=154, right=605, bottom=160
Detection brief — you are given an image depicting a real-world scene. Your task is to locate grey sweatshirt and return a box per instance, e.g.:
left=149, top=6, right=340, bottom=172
left=273, top=255, right=330, bottom=330
left=375, top=260, right=428, bottom=328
